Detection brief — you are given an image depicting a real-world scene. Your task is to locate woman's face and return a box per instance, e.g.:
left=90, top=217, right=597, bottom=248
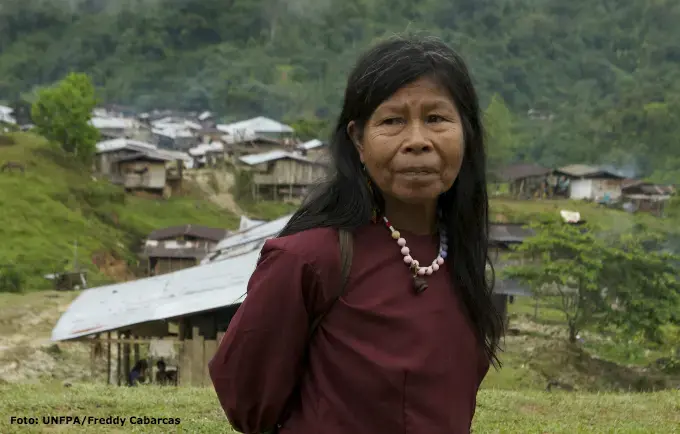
left=349, top=76, right=464, bottom=205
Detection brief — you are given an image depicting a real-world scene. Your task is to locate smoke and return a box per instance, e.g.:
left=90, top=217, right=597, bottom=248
left=600, top=163, right=638, bottom=179
left=281, top=0, right=333, bottom=20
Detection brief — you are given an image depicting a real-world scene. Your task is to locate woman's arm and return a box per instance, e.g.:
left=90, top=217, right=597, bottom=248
left=208, top=241, right=319, bottom=433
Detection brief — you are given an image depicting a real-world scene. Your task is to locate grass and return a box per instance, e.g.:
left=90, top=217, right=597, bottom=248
left=490, top=197, right=679, bottom=234
left=0, top=132, right=238, bottom=290
left=0, top=382, right=678, bottom=433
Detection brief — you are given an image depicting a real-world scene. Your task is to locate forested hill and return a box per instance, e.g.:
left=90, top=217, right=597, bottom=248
left=1, top=0, right=679, bottom=181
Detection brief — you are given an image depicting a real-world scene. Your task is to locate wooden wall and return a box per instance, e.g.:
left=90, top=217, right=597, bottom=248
left=177, top=327, right=224, bottom=387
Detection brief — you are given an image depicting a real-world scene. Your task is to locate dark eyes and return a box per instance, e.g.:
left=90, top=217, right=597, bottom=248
left=381, top=115, right=447, bottom=125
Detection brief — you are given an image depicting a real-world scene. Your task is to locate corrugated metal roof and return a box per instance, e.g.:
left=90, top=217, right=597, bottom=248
left=489, top=224, right=535, bottom=244
left=494, top=163, right=552, bottom=181
left=217, top=116, right=294, bottom=134
left=96, top=138, right=156, bottom=153
left=148, top=224, right=228, bottom=242
left=51, top=249, right=259, bottom=342
left=298, top=139, right=325, bottom=150
left=556, top=164, right=624, bottom=179
left=95, top=138, right=192, bottom=162
left=91, top=117, right=137, bottom=130
left=239, top=150, right=319, bottom=166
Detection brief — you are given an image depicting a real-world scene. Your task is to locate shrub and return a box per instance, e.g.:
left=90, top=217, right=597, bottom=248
left=0, top=267, right=25, bottom=293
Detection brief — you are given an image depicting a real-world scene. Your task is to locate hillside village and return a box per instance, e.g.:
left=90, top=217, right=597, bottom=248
left=0, top=102, right=679, bottom=418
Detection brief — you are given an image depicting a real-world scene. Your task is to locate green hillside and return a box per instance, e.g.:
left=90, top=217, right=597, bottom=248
left=0, top=132, right=237, bottom=291
left=1, top=0, right=680, bottom=181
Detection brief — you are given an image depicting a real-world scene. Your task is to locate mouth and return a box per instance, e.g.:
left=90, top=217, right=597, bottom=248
left=397, top=167, right=439, bottom=175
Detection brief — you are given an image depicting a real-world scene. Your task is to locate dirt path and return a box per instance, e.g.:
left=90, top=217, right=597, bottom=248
left=0, top=291, right=89, bottom=384
left=185, top=169, right=243, bottom=215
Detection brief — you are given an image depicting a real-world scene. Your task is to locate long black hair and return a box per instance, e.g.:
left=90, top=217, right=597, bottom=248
left=278, top=35, right=503, bottom=367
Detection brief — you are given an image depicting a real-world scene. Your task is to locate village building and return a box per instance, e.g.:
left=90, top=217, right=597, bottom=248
left=94, top=138, right=191, bottom=195
left=217, top=116, right=295, bottom=142
left=621, top=179, right=676, bottom=216
left=488, top=223, right=535, bottom=326
left=51, top=213, right=541, bottom=387
left=493, top=163, right=554, bottom=198
left=221, top=129, right=287, bottom=158
left=238, top=150, right=328, bottom=200
left=90, top=115, right=151, bottom=142
left=141, top=224, right=229, bottom=276
left=296, top=139, right=329, bottom=162
left=555, top=164, right=625, bottom=202
left=188, top=142, right=225, bottom=168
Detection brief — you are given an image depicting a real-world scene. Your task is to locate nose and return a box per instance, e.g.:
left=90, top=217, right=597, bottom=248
left=400, top=123, right=433, bottom=155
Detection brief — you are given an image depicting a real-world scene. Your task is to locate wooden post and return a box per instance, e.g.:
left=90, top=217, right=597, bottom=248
left=178, top=318, right=188, bottom=386
left=106, top=332, right=111, bottom=385
left=191, top=325, right=204, bottom=386
left=123, top=331, right=131, bottom=385
left=90, top=338, right=96, bottom=381
left=116, top=331, right=122, bottom=386
left=133, top=335, right=140, bottom=365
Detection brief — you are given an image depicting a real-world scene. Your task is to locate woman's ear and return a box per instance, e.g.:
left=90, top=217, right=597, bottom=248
left=347, top=121, right=364, bottom=163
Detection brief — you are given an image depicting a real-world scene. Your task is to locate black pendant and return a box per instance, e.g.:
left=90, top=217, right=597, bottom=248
left=413, top=275, right=428, bottom=294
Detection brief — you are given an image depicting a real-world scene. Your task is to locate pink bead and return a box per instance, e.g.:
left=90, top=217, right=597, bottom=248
left=400, top=246, right=410, bottom=256
left=412, top=260, right=419, bottom=268
left=436, top=257, right=444, bottom=265
left=431, top=263, right=439, bottom=271
left=425, top=267, right=433, bottom=275
left=397, top=238, right=406, bottom=247
left=403, top=255, right=413, bottom=264
left=417, top=267, right=426, bottom=275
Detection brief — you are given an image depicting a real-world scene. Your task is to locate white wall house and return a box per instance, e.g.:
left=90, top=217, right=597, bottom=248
left=556, top=165, right=624, bottom=201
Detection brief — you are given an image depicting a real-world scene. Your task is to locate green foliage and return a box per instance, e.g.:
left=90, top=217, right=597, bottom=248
left=1, top=0, right=680, bottom=181
left=484, top=94, right=520, bottom=173
left=504, top=216, right=680, bottom=343
left=286, top=117, right=331, bottom=141
left=30, top=73, right=100, bottom=163
left=232, top=169, right=254, bottom=201
left=0, top=133, right=238, bottom=290
left=0, top=266, right=24, bottom=293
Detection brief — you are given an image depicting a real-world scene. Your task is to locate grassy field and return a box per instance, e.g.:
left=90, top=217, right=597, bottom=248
left=0, top=132, right=238, bottom=290
left=0, top=382, right=678, bottom=433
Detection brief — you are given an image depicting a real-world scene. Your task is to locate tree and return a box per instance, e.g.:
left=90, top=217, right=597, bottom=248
left=503, top=216, right=680, bottom=344
left=483, top=94, right=518, bottom=173
left=503, top=217, right=607, bottom=343
left=31, top=73, right=100, bottom=163
left=599, top=231, right=680, bottom=344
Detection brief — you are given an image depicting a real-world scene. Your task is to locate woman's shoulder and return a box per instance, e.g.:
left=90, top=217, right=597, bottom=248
left=261, top=227, right=341, bottom=277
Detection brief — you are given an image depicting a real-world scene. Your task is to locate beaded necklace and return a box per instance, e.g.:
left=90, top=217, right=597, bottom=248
left=381, top=216, right=448, bottom=294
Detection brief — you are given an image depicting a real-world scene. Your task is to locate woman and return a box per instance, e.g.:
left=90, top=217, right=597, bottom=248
left=209, top=35, right=503, bottom=434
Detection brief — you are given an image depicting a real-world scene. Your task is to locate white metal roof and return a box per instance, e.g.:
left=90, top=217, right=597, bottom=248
left=152, top=118, right=202, bottom=131
left=188, top=142, right=224, bottom=156
left=152, top=127, right=195, bottom=139
left=90, top=116, right=136, bottom=130
left=96, top=138, right=156, bottom=153
left=217, top=116, right=294, bottom=134
left=51, top=249, right=260, bottom=341
left=203, top=214, right=292, bottom=264
left=95, top=138, right=192, bottom=162
left=298, top=139, right=325, bottom=150
left=239, top=150, right=316, bottom=166
left=239, top=215, right=266, bottom=231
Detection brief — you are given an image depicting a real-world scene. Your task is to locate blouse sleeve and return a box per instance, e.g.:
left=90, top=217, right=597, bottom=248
left=208, top=240, right=320, bottom=434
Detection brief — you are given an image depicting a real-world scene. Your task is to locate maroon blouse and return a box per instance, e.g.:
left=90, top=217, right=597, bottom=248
left=209, top=223, right=489, bottom=434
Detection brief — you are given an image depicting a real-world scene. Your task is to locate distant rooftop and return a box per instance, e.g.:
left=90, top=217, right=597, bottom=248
left=217, top=116, right=294, bottom=135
